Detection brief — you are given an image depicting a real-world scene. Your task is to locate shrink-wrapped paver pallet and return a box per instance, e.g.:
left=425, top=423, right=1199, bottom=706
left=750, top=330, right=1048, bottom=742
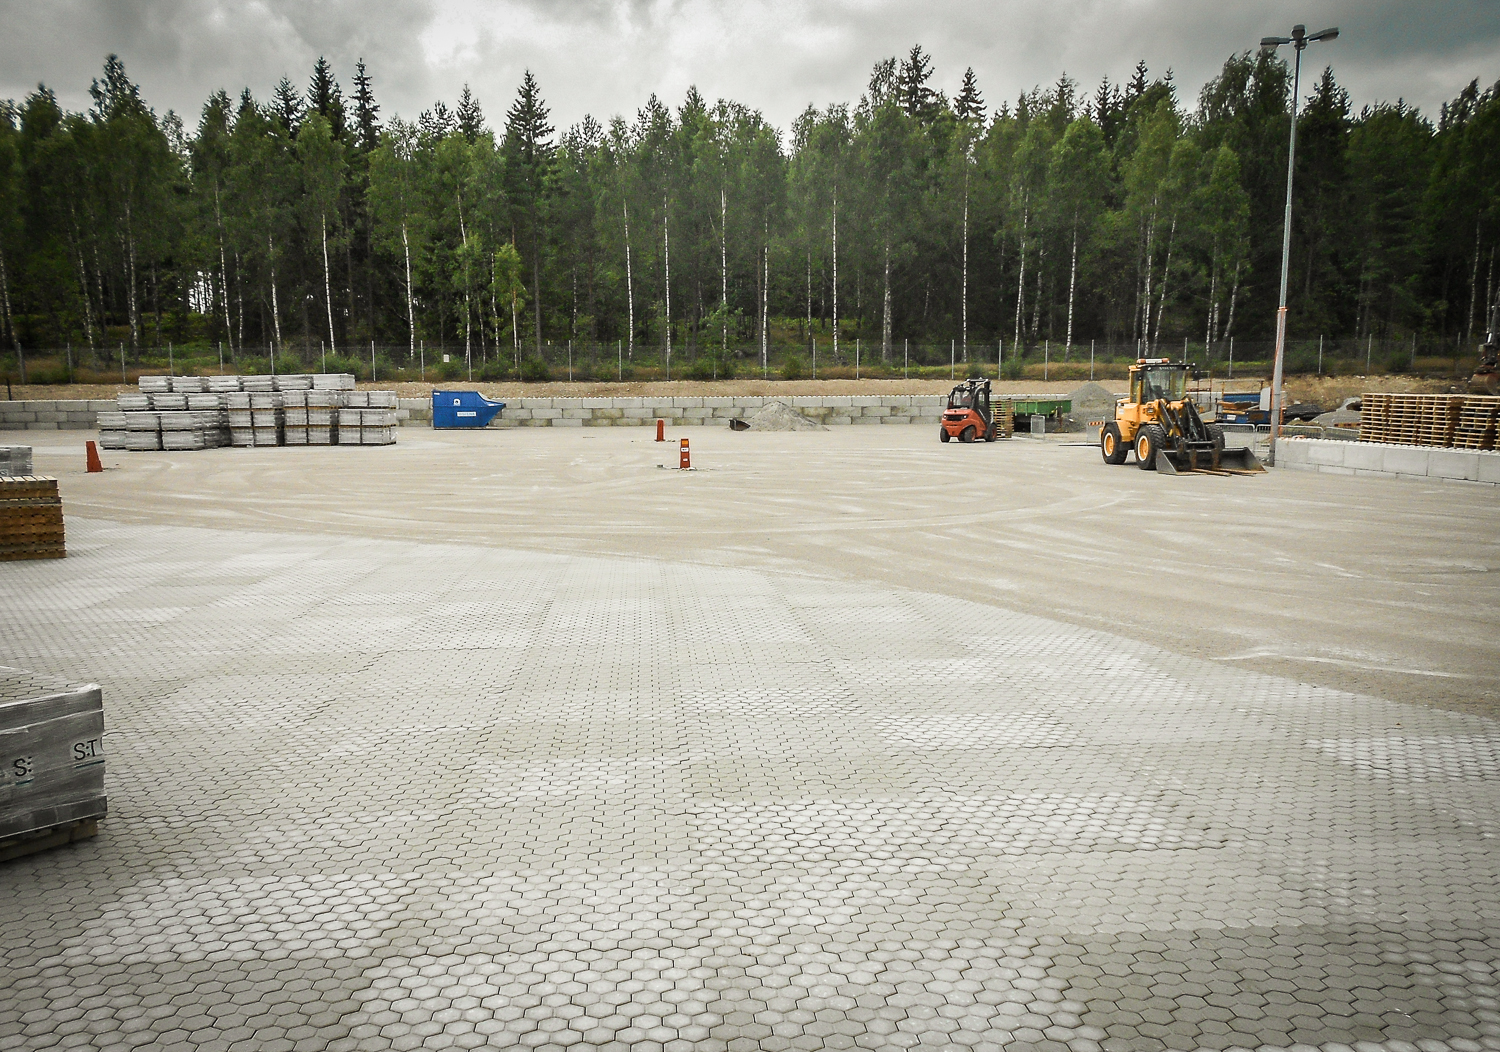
left=120, top=375, right=389, bottom=449
left=0, top=665, right=106, bottom=859
left=0, top=475, right=64, bottom=561
left=1359, top=393, right=1495, bottom=449
left=0, top=445, right=33, bottom=476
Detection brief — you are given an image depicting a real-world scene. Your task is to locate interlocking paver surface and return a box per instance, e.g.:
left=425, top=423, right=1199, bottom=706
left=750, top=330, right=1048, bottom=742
left=2, top=497, right=1498, bottom=1051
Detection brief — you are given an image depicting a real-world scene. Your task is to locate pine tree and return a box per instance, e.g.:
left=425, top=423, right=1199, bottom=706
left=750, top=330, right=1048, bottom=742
left=456, top=85, right=484, bottom=143
left=273, top=77, right=303, bottom=134
left=955, top=68, right=985, bottom=124
left=897, top=45, right=940, bottom=122
left=308, top=57, right=346, bottom=142
left=504, top=71, right=555, bottom=353
left=351, top=60, right=381, bottom=153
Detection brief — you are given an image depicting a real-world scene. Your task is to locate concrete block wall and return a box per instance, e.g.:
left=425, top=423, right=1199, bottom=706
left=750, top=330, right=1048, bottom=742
left=0, top=400, right=117, bottom=431
left=399, top=394, right=949, bottom=428
left=1277, top=437, right=1500, bottom=485
left=1, top=395, right=951, bottom=432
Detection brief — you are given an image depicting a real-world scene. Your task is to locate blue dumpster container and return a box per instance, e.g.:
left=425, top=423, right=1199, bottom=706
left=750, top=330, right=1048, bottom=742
left=432, top=390, right=506, bottom=429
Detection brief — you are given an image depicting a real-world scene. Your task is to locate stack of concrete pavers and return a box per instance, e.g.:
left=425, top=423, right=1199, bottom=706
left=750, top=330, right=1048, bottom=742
left=0, top=665, right=105, bottom=860
left=249, top=391, right=284, bottom=447
left=0, top=445, right=34, bottom=476
left=339, top=390, right=398, bottom=445
left=0, top=475, right=64, bottom=560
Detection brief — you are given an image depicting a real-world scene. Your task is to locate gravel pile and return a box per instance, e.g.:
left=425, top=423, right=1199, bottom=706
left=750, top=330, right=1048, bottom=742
left=745, top=401, right=826, bottom=431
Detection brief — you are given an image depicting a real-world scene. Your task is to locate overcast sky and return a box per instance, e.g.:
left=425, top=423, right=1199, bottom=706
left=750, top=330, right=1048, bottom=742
left=4, top=0, right=1498, bottom=136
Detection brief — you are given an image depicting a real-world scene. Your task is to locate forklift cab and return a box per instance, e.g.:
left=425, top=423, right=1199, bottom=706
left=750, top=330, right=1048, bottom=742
left=941, top=378, right=997, bottom=443
left=947, top=381, right=991, bottom=419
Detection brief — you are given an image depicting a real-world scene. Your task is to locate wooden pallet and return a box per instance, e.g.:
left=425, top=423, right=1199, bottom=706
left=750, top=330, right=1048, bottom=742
left=1360, top=394, right=1488, bottom=448
left=0, top=476, right=65, bottom=561
left=0, top=818, right=99, bottom=863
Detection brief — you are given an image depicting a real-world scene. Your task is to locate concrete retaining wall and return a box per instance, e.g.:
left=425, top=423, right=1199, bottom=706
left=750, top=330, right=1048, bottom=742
left=1277, top=436, right=1500, bottom=485
left=2, top=395, right=951, bottom=431
left=0, top=400, right=118, bottom=431
left=403, top=395, right=947, bottom=427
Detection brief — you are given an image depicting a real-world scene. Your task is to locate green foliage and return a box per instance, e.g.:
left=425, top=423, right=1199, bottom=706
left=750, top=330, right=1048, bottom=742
left=780, top=354, right=804, bottom=380
left=4, top=52, right=1499, bottom=371
left=519, top=355, right=550, bottom=381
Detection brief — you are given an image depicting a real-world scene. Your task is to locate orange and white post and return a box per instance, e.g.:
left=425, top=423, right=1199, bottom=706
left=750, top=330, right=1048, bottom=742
left=656, top=419, right=665, bottom=442
left=679, top=438, right=691, bottom=469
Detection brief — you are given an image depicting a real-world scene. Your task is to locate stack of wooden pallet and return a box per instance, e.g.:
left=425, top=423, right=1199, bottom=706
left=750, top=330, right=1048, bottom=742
left=1360, top=393, right=1467, bottom=446
left=0, top=476, right=65, bottom=561
left=0, top=665, right=106, bottom=860
left=1454, top=396, right=1500, bottom=450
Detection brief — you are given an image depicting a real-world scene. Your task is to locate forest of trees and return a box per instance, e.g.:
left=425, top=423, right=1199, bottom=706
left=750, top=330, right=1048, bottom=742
left=1, top=48, right=1499, bottom=379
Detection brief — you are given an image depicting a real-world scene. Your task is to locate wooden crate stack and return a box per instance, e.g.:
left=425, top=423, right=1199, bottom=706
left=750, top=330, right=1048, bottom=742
left=1454, top=396, right=1500, bottom=450
left=0, top=476, right=65, bottom=561
left=1359, top=393, right=1468, bottom=447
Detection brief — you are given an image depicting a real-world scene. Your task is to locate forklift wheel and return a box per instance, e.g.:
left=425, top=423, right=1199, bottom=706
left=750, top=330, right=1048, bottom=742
left=939, top=426, right=951, bottom=442
left=985, top=423, right=997, bottom=442
left=960, top=425, right=976, bottom=443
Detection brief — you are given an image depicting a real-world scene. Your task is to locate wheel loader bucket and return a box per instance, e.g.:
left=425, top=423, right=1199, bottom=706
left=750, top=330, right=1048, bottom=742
left=1156, top=445, right=1265, bottom=475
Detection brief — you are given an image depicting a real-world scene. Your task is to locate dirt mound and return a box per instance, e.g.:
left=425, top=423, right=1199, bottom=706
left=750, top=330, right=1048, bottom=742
left=745, top=401, right=826, bottom=431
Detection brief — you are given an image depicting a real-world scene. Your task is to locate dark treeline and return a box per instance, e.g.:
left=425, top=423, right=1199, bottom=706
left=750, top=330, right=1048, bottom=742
left=2, top=49, right=1499, bottom=374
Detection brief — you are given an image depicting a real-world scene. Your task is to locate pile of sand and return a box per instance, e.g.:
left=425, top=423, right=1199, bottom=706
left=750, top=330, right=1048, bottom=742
left=1066, top=382, right=1119, bottom=416
left=744, top=401, right=826, bottom=431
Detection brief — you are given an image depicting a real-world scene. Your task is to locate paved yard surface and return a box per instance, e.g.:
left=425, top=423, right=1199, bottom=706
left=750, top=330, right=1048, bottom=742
left=2, top=428, right=1498, bottom=1052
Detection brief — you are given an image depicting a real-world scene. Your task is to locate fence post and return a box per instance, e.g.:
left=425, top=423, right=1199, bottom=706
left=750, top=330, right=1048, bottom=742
left=998, top=339, right=1002, bottom=379
left=1366, top=334, right=1372, bottom=373
left=218, top=341, right=223, bottom=375
left=371, top=340, right=376, bottom=383
left=1044, top=340, right=1049, bottom=381
left=618, top=340, right=622, bottom=381
left=120, top=342, right=125, bottom=384
left=950, top=340, right=954, bottom=379
left=1318, top=335, right=1323, bottom=376
left=856, top=338, right=859, bottom=380
left=1090, top=340, right=1095, bottom=381
left=904, top=339, right=908, bottom=379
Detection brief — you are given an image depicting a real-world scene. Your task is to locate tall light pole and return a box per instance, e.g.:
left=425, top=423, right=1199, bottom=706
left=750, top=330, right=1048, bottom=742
left=1260, top=23, right=1338, bottom=464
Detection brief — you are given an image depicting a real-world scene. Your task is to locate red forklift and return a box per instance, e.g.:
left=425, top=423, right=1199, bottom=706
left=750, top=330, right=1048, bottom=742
left=940, top=378, right=1009, bottom=442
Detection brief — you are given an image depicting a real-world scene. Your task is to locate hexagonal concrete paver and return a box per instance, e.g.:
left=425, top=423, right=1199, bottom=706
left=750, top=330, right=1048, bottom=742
left=1, top=517, right=1497, bottom=1052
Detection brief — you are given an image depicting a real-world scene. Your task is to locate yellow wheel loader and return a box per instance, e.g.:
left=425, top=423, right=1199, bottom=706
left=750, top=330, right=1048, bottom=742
left=1100, top=359, right=1265, bottom=474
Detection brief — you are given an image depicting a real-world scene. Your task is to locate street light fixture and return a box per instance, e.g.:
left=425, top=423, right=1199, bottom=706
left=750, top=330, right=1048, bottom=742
left=1261, top=23, right=1338, bottom=464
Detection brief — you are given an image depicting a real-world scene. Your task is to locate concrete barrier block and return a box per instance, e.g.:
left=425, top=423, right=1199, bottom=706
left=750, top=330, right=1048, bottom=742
left=1304, top=441, right=1345, bottom=467
left=860, top=405, right=891, bottom=417
left=593, top=407, right=623, bottom=419
left=3, top=412, right=37, bottom=424
left=734, top=397, right=768, bottom=408
left=561, top=408, right=591, bottom=419
left=32, top=411, right=61, bottom=422
left=520, top=397, right=555, bottom=409
left=711, top=407, right=745, bottom=417
left=613, top=397, right=644, bottom=408
left=1381, top=446, right=1432, bottom=476
left=583, top=416, right=614, bottom=426
left=88, top=400, right=119, bottom=411
left=677, top=416, right=704, bottom=426
left=622, top=407, right=654, bottom=419
left=672, top=396, right=704, bottom=408
left=1428, top=448, right=1480, bottom=481
left=825, top=396, right=853, bottom=407
left=1477, top=453, right=1500, bottom=485
left=682, top=407, right=713, bottom=419
left=851, top=415, right=882, bottom=424
left=702, top=396, right=736, bottom=406
left=530, top=407, right=561, bottom=420
left=826, top=415, right=854, bottom=426
left=519, top=417, right=548, bottom=426
left=850, top=396, right=879, bottom=407
left=553, top=417, right=584, bottom=428
left=657, top=407, right=684, bottom=418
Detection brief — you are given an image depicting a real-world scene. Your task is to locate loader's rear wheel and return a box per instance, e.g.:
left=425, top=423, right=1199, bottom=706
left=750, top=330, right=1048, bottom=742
left=1101, top=423, right=1128, bottom=464
left=1135, top=425, right=1165, bottom=470
left=960, top=425, right=977, bottom=443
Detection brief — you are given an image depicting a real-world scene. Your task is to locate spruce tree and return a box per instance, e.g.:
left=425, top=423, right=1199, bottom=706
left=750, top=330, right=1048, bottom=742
left=272, top=76, right=303, bottom=134
left=955, top=67, right=985, bottom=124
left=351, top=60, right=380, bottom=153
left=456, top=86, right=484, bottom=143
left=504, top=71, right=554, bottom=353
left=308, top=57, right=346, bottom=142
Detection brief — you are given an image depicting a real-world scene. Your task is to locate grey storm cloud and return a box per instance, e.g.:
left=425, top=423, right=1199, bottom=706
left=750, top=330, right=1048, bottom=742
left=3, top=0, right=1498, bottom=133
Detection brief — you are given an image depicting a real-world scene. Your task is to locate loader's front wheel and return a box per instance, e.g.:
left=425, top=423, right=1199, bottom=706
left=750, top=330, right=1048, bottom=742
left=1135, top=425, right=1165, bottom=470
left=1101, top=423, right=1128, bottom=464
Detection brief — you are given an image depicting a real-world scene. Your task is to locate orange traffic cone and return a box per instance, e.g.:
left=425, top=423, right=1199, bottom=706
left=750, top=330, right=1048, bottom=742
left=85, top=441, right=103, bottom=473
